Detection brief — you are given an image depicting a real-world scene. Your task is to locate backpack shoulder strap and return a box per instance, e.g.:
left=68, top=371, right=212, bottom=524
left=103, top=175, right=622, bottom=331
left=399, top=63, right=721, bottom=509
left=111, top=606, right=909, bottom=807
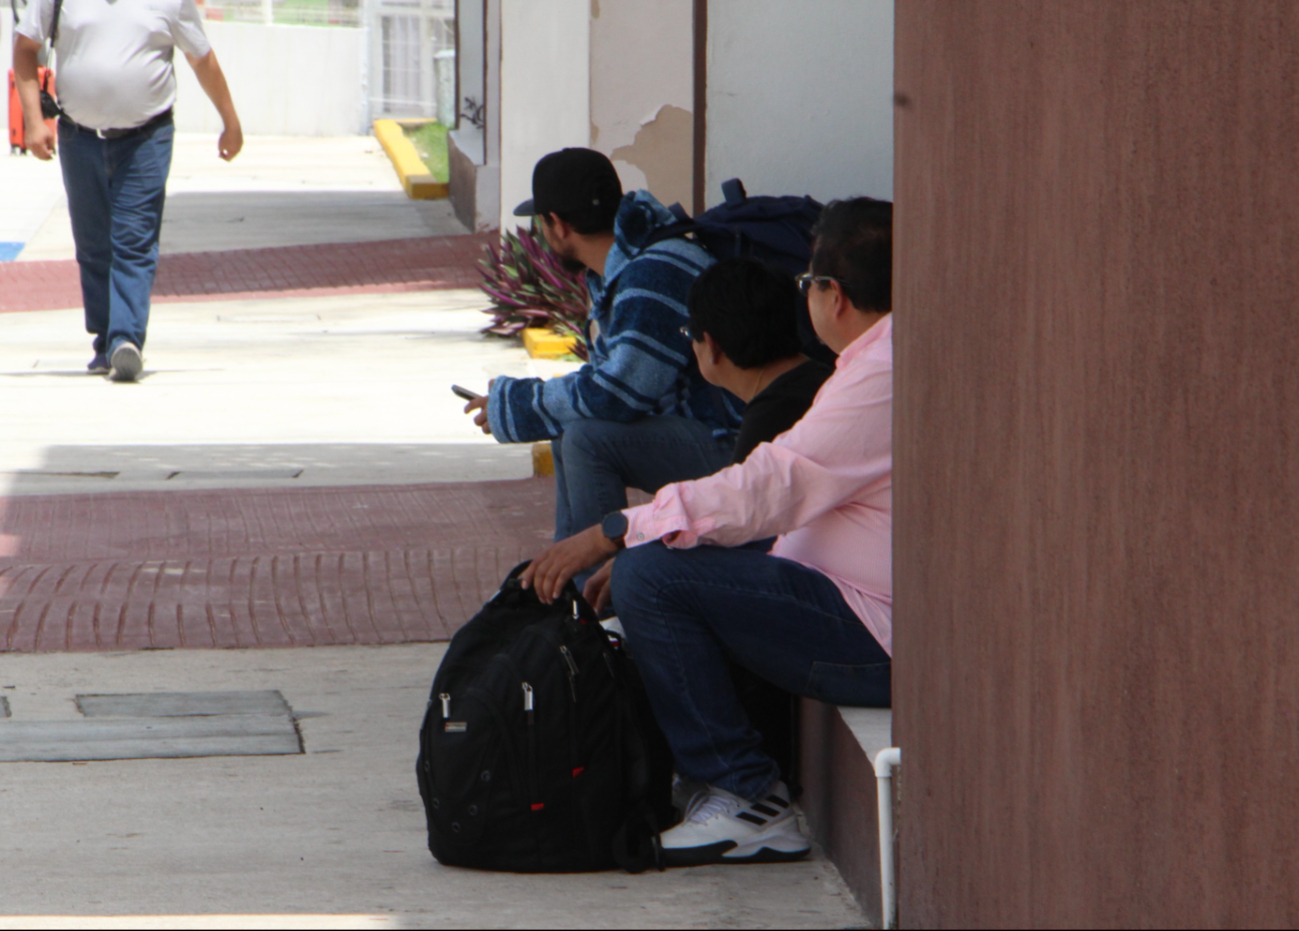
left=641, top=220, right=702, bottom=253
left=50, top=0, right=64, bottom=44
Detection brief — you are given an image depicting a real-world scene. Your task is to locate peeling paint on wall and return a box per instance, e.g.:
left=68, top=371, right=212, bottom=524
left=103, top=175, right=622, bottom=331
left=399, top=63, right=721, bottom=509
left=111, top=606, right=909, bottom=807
left=610, top=104, right=694, bottom=209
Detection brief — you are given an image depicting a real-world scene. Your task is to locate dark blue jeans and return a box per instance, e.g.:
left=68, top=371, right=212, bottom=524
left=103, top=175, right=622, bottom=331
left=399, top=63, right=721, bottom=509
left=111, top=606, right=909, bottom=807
left=58, top=115, right=174, bottom=356
left=611, top=541, right=890, bottom=802
left=550, top=415, right=735, bottom=542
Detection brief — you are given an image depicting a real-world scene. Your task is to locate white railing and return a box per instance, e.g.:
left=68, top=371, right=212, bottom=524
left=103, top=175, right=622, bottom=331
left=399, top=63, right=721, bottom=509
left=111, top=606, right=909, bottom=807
left=7, top=0, right=454, bottom=137
left=195, top=0, right=362, bottom=29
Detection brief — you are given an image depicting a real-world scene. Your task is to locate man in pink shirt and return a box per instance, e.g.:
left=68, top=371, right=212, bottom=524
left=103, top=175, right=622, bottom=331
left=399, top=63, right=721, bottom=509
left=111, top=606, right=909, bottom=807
left=521, top=197, right=893, bottom=867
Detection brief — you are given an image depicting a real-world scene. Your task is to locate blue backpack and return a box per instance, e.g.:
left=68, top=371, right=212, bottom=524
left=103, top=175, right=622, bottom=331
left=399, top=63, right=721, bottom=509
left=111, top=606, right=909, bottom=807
left=650, top=179, right=835, bottom=365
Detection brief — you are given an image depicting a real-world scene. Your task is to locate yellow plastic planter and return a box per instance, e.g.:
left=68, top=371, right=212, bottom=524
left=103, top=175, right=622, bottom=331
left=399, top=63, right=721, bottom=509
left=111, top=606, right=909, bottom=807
left=532, top=442, right=554, bottom=477
left=522, top=328, right=580, bottom=359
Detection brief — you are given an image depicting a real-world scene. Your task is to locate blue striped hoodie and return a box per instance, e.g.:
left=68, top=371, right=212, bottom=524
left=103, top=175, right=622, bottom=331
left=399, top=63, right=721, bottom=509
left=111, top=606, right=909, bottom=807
left=487, top=191, right=744, bottom=444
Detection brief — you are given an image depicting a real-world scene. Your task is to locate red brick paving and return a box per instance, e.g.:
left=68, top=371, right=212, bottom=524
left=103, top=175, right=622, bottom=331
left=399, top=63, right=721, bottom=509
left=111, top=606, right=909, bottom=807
left=0, top=479, right=555, bottom=653
left=0, top=235, right=493, bottom=314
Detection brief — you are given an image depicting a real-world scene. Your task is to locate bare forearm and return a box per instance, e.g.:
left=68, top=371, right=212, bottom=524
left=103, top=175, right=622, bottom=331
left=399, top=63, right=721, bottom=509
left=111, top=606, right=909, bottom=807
left=186, top=49, right=242, bottom=160
left=187, top=51, right=238, bottom=125
left=13, top=38, right=44, bottom=125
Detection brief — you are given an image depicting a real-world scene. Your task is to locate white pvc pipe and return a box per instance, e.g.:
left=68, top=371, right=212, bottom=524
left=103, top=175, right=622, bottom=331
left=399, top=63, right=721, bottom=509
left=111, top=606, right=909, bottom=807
left=874, top=747, right=902, bottom=931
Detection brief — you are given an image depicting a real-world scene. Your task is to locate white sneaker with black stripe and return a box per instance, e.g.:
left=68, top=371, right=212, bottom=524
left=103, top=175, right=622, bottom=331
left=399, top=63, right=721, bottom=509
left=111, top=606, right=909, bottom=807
left=660, top=780, right=810, bottom=866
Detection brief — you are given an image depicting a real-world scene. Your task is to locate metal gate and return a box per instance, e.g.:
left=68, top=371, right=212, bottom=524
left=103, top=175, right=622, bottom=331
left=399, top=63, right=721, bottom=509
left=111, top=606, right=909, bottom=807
left=367, top=0, right=455, bottom=122
left=186, top=0, right=453, bottom=126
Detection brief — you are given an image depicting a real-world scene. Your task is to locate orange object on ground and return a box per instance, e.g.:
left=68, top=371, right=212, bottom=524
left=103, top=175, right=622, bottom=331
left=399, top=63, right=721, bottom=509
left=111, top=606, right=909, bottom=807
left=8, top=67, right=57, bottom=155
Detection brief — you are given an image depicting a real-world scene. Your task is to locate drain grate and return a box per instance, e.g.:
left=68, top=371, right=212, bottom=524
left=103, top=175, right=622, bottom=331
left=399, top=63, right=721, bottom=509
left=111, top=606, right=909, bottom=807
left=164, top=470, right=304, bottom=480
left=0, top=690, right=302, bottom=763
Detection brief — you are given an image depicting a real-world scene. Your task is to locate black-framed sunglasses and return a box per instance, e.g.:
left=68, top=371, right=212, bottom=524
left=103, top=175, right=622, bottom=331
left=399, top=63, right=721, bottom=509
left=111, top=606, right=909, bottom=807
left=796, top=272, right=840, bottom=296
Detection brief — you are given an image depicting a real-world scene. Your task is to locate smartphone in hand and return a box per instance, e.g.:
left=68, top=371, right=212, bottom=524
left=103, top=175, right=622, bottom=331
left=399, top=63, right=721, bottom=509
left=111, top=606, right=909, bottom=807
left=452, top=384, right=484, bottom=402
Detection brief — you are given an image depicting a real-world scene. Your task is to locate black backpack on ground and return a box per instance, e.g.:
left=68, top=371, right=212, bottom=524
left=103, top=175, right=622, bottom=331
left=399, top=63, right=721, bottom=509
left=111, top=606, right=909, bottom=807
left=417, top=562, right=674, bottom=873
left=649, top=178, right=835, bottom=367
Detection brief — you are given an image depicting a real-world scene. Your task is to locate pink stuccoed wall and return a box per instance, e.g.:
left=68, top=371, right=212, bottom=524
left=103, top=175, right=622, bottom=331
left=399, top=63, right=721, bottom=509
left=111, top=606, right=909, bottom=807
left=893, top=2, right=1299, bottom=926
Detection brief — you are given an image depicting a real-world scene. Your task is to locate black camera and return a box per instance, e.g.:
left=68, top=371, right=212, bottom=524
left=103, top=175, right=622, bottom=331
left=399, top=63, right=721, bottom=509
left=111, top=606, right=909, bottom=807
left=39, top=72, right=62, bottom=120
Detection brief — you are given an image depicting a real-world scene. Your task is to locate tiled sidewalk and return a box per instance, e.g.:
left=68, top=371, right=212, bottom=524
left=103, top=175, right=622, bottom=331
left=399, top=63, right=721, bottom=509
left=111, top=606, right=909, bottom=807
left=0, top=234, right=492, bottom=314
left=0, top=478, right=554, bottom=652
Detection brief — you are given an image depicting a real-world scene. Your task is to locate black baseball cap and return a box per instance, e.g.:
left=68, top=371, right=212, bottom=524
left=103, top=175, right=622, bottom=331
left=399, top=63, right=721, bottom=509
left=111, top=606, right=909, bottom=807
left=513, top=148, right=623, bottom=218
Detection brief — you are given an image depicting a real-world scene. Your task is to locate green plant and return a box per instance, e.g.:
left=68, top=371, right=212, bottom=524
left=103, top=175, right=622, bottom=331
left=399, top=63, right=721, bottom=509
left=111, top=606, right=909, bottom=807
left=403, top=121, right=449, bottom=182
left=478, top=226, right=591, bottom=361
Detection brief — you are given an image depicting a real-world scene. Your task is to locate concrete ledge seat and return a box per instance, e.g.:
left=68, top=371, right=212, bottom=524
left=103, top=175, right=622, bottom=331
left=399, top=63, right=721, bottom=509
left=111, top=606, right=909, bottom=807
left=799, top=700, right=891, bottom=926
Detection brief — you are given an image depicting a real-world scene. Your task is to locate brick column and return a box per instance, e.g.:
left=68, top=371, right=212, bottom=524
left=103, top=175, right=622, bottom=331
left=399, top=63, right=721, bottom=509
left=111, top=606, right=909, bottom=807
left=894, top=3, right=1299, bottom=926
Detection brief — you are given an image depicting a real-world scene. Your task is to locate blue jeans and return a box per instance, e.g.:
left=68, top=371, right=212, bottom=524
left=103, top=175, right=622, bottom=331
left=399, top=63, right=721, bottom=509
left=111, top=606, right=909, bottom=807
left=550, top=415, right=735, bottom=542
left=58, top=115, right=174, bottom=356
left=611, top=541, right=891, bottom=802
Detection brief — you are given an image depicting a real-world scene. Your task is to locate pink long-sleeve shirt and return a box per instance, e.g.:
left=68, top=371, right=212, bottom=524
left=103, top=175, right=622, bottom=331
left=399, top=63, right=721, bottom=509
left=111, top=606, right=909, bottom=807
left=624, top=315, right=894, bottom=655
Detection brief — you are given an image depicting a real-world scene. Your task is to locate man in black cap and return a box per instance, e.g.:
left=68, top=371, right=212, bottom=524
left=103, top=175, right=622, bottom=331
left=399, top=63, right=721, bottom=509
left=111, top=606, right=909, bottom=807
left=464, top=148, right=742, bottom=548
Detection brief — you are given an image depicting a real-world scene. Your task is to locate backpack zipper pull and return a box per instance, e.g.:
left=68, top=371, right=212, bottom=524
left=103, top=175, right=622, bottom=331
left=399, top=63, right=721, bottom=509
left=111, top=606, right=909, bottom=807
left=522, top=682, right=534, bottom=725
left=559, top=645, right=580, bottom=703
left=440, top=692, right=451, bottom=719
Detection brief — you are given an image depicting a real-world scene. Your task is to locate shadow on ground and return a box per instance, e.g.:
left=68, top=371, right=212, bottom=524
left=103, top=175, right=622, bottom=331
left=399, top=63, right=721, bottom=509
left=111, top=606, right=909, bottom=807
left=0, top=446, right=554, bottom=652
left=160, top=191, right=468, bottom=254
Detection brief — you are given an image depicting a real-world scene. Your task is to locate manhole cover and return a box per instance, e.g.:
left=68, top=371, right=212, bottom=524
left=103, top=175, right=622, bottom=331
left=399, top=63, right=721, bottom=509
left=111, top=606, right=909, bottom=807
left=0, top=690, right=302, bottom=763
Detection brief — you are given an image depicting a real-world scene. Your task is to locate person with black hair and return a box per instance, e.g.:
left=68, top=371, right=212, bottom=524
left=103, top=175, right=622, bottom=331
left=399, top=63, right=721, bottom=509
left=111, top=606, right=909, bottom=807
left=685, top=257, right=833, bottom=466
left=463, top=148, right=742, bottom=550
left=520, top=196, right=895, bottom=867
left=578, top=257, right=832, bottom=612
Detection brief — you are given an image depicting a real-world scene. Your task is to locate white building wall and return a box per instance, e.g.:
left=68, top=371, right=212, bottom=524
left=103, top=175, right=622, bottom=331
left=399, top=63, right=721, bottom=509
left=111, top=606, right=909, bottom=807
left=497, top=0, right=590, bottom=233
left=457, top=0, right=486, bottom=123
left=589, top=0, right=694, bottom=209
left=494, top=0, right=694, bottom=231
left=706, top=0, right=893, bottom=205
left=174, top=22, right=367, bottom=137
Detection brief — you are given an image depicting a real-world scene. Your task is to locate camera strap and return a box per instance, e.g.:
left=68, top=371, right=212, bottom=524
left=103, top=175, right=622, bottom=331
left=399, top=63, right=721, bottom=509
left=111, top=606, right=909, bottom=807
left=40, top=0, right=66, bottom=118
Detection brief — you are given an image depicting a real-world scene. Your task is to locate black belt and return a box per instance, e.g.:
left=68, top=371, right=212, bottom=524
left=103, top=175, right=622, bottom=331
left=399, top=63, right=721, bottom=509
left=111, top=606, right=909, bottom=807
left=60, top=108, right=173, bottom=140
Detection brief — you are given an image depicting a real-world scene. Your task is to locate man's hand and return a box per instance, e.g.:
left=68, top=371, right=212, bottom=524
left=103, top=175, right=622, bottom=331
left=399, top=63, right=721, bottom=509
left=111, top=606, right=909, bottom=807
left=218, top=119, right=243, bottom=161
left=521, top=525, right=619, bottom=604
left=582, top=559, right=616, bottom=614
left=23, top=119, right=56, bottom=160
left=464, top=395, right=491, bottom=435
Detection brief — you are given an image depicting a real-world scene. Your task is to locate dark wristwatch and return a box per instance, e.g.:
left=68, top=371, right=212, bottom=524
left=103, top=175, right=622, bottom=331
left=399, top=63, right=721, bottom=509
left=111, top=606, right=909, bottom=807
left=601, top=511, right=629, bottom=550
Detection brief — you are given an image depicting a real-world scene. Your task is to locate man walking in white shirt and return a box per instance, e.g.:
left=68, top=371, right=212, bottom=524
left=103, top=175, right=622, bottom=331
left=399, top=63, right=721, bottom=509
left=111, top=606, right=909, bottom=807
left=13, top=0, right=241, bottom=381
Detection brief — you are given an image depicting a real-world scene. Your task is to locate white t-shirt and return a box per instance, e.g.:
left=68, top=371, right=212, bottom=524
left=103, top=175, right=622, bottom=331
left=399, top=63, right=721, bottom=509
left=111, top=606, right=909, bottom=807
left=17, top=0, right=212, bottom=131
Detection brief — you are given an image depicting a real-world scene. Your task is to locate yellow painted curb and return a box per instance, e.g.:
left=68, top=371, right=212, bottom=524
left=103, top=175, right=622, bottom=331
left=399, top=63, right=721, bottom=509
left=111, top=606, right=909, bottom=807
left=532, top=442, right=554, bottom=477
left=374, top=119, right=449, bottom=201
left=522, top=328, right=580, bottom=359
